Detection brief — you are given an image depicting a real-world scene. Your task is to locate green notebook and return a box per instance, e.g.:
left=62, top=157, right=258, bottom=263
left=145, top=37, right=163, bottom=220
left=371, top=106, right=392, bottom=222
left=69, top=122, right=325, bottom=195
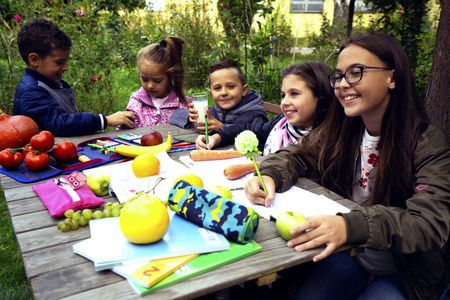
left=128, top=240, right=262, bottom=296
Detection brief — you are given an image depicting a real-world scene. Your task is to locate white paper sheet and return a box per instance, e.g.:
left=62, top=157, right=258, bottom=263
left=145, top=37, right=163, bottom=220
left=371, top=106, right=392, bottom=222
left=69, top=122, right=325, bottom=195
left=231, top=186, right=351, bottom=220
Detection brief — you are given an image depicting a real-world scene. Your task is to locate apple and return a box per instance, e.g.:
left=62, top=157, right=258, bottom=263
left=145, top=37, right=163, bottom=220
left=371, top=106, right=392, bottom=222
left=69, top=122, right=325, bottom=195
left=141, top=130, right=163, bottom=146
left=208, top=185, right=232, bottom=200
left=276, top=211, right=307, bottom=241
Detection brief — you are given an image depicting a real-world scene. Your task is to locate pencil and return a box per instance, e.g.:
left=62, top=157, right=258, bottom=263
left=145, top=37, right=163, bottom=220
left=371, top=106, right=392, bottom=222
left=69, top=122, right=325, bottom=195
left=205, top=114, right=209, bottom=146
left=173, top=137, right=196, bottom=144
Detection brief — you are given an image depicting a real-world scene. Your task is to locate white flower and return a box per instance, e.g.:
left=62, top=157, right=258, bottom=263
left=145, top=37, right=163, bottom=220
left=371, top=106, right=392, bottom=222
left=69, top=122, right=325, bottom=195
left=235, top=131, right=259, bottom=155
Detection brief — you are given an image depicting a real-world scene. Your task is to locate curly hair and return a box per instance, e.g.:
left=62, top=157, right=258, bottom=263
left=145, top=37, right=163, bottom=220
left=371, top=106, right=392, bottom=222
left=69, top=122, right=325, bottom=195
left=17, top=18, right=72, bottom=65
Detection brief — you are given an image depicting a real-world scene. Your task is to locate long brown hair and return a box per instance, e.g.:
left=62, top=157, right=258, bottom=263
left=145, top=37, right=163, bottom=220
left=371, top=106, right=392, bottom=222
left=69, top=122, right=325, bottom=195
left=137, top=36, right=188, bottom=107
left=281, top=62, right=333, bottom=129
left=300, top=33, right=428, bottom=207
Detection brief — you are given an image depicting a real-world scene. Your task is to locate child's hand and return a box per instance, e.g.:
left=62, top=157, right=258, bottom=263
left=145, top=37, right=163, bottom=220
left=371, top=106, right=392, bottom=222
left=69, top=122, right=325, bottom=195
left=196, top=133, right=221, bottom=150
left=188, top=103, right=198, bottom=123
left=106, top=111, right=135, bottom=128
left=195, top=110, right=223, bottom=132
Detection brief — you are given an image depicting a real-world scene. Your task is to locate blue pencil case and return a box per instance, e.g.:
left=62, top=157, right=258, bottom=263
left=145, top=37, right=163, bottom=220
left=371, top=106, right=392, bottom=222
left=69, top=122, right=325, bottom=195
left=0, top=137, right=124, bottom=183
left=168, top=180, right=260, bottom=244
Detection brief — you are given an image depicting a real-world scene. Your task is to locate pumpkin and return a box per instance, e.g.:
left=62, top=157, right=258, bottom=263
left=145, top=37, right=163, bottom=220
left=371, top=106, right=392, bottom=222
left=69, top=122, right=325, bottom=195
left=0, top=109, right=40, bottom=151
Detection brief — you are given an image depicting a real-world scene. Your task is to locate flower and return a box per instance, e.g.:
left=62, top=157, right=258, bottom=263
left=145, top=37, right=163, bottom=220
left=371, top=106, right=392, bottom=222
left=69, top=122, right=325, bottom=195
left=220, top=3, right=224, bottom=6
left=75, top=9, right=85, bottom=17
left=235, top=131, right=259, bottom=155
left=97, top=75, right=101, bottom=80
left=90, top=76, right=97, bottom=82
left=235, top=131, right=267, bottom=193
left=13, top=15, right=22, bottom=23
left=399, top=9, right=404, bottom=14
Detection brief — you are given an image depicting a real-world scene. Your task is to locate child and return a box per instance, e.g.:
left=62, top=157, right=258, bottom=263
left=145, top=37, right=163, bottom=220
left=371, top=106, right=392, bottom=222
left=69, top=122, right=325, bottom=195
left=195, top=62, right=333, bottom=156
left=170, top=58, right=268, bottom=131
left=13, top=18, right=135, bottom=137
left=245, top=33, right=450, bottom=299
left=126, top=37, right=191, bottom=128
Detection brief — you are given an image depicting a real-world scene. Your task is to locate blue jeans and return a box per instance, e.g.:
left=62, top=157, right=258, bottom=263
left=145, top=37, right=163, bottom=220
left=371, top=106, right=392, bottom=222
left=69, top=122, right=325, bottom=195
left=295, top=251, right=408, bottom=300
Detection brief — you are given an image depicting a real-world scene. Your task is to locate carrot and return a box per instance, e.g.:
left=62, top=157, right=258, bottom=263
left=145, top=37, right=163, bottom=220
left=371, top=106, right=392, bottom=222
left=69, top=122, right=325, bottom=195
left=223, top=162, right=261, bottom=180
left=190, top=150, right=243, bottom=161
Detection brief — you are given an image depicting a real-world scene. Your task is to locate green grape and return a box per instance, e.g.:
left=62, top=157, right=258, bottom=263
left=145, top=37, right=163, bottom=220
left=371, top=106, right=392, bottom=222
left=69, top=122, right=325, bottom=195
left=112, top=202, right=121, bottom=210
left=82, top=209, right=93, bottom=220
left=72, top=212, right=81, bottom=221
left=60, top=224, right=70, bottom=232
left=103, top=209, right=112, bottom=218
left=64, top=209, right=74, bottom=218
left=79, top=216, right=88, bottom=226
left=93, top=210, right=103, bottom=219
left=111, top=208, right=120, bottom=217
left=71, top=220, right=80, bottom=230
left=105, top=202, right=113, bottom=210
left=57, top=221, right=65, bottom=230
left=64, top=218, right=73, bottom=226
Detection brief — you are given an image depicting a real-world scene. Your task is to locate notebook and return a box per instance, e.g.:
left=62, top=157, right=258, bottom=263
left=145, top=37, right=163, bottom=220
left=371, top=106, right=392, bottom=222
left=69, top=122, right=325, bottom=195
left=73, top=213, right=230, bottom=271
left=128, top=240, right=262, bottom=296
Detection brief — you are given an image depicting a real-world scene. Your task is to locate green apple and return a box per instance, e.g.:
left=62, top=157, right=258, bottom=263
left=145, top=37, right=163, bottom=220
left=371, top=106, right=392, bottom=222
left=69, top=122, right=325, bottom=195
left=276, top=211, right=307, bottom=241
left=208, top=185, right=232, bottom=200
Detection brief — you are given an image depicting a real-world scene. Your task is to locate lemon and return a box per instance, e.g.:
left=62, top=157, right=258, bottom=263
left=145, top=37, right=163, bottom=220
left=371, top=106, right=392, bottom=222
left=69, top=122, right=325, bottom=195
left=173, top=174, right=203, bottom=188
left=119, top=194, right=169, bottom=244
left=132, top=154, right=160, bottom=178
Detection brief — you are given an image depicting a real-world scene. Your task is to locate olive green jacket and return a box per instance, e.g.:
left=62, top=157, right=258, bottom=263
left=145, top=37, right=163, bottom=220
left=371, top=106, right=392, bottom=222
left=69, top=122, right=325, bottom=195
left=259, top=123, right=450, bottom=300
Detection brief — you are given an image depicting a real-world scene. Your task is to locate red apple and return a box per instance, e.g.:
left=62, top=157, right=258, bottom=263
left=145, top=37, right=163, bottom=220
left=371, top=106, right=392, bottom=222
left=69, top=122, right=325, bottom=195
left=141, top=130, right=163, bottom=146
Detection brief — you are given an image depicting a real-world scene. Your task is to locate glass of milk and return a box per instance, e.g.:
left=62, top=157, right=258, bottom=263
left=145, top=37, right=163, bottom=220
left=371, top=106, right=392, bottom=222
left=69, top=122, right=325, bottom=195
left=192, top=93, right=208, bottom=123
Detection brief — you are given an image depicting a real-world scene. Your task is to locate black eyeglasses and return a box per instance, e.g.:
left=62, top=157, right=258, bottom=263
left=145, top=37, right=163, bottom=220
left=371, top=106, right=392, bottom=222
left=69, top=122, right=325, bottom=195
left=329, top=66, right=394, bottom=89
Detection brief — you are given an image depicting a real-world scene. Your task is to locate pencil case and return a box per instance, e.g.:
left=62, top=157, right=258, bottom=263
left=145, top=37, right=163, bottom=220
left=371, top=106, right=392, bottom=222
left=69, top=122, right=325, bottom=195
left=168, top=180, right=260, bottom=244
left=32, top=172, right=105, bottom=217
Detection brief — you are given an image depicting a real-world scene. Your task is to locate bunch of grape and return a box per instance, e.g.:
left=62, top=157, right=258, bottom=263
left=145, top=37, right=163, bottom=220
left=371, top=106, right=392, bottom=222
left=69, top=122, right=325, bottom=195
left=56, top=202, right=123, bottom=232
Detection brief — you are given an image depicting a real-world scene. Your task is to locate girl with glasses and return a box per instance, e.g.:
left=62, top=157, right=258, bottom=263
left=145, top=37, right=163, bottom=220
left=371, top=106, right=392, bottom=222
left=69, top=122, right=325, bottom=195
left=245, top=33, right=450, bottom=299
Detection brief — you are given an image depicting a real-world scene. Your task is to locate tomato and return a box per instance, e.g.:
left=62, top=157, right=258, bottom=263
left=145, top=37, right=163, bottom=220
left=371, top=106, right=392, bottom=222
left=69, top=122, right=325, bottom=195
left=0, top=148, right=24, bottom=169
left=30, top=131, right=55, bottom=152
left=23, top=145, right=36, bottom=158
left=25, top=152, right=50, bottom=171
left=51, top=141, right=78, bottom=162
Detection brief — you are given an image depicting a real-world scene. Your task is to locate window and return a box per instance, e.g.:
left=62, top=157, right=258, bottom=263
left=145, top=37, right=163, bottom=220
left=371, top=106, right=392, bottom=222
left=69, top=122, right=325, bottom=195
left=290, top=0, right=324, bottom=13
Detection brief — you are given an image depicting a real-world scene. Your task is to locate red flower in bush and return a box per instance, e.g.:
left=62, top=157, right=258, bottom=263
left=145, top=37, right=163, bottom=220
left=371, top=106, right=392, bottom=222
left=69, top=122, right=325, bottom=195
left=399, top=9, right=404, bottom=14
left=90, top=76, right=97, bottom=82
left=13, top=15, right=22, bottom=23
left=220, top=3, right=224, bottom=6
left=97, top=75, right=101, bottom=80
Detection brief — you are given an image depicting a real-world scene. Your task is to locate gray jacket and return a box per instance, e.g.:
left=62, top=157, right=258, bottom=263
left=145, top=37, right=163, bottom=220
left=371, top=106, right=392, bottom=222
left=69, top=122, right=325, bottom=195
left=259, top=123, right=450, bottom=300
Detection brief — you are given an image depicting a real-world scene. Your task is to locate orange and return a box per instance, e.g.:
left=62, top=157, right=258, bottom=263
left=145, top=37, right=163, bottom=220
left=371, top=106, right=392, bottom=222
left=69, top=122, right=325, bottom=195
left=132, top=154, right=160, bottom=178
left=173, top=174, right=203, bottom=188
left=119, top=194, right=169, bottom=244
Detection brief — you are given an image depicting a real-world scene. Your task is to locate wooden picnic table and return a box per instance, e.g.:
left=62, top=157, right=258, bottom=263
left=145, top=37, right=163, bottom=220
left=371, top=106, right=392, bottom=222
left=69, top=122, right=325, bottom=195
left=1, top=124, right=358, bottom=300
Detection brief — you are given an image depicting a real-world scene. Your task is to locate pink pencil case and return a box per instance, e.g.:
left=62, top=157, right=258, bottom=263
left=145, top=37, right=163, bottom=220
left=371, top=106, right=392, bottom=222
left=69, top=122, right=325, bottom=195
left=32, top=176, right=104, bottom=217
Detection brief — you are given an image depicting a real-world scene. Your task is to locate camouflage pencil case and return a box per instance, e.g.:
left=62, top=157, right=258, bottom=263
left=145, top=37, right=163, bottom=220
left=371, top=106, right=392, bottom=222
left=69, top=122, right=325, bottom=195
left=168, top=180, right=260, bottom=244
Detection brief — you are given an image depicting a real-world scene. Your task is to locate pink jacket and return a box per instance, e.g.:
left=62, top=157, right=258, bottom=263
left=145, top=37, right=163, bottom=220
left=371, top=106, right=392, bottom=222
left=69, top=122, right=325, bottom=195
left=126, top=88, right=191, bottom=128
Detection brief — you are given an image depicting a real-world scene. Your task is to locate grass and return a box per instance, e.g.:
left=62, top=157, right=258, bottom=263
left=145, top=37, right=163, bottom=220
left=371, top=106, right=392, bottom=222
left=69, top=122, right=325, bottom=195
left=0, top=185, right=34, bottom=299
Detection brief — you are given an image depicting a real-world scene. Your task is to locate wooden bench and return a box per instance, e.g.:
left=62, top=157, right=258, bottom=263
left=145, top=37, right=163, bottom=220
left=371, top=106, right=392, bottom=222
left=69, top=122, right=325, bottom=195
left=263, top=101, right=282, bottom=115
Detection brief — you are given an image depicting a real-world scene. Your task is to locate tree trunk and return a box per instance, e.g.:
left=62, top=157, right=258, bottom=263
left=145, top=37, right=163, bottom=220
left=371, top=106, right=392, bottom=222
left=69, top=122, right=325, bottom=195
left=425, top=0, right=449, bottom=132
left=346, top=0, right=355, bottom=37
